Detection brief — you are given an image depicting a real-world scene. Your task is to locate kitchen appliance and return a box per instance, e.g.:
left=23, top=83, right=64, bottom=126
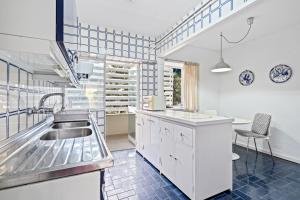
left=143, top=96, right=166, bottom=111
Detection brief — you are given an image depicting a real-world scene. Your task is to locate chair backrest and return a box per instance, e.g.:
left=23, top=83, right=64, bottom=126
left=251, top=113, right=271, bottom=135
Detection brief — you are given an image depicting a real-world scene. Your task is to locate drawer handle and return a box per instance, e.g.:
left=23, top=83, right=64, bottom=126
left=174, top=157, right=178, bottom=161
left=180, top=132, right=184, bottom=137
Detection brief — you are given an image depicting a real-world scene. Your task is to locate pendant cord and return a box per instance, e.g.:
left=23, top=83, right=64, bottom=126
left=220, top=32, right=223, bottom=58
left=221, top=23, right=252, bottom=44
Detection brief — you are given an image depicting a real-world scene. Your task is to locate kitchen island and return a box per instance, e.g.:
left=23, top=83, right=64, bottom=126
left=136, top=110, right=233, bottom=200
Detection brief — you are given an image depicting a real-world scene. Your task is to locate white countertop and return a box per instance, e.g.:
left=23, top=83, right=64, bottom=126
left=137, top=110, right=233, bottom=126
left=232, top=118, right=252, bottom=125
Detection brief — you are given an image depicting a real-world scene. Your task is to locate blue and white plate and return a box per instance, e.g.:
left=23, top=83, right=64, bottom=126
left=269, top=64, right=292, bottom=83
left=239, top=70, right=254, bottom=86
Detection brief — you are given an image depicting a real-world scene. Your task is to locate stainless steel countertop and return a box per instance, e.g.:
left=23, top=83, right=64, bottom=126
left=0, top=116, right=113, bottom=190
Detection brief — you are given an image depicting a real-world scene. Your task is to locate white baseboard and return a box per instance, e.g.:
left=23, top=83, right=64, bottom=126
left=235, top=141, right=300, bottom=164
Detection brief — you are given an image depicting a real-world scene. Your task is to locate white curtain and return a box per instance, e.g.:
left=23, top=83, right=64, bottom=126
left=183, top=62, right=199, bottom=112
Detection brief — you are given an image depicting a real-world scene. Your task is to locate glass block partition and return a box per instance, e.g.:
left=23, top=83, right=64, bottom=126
left=156, top=0, right=256, bottom=54
left=64, top=22, right=157, bottom=62
left=65, top=60, right=105, bottom=134
left=0, top=58, right=62, bottom=141
left=140, top=62, right=158, bottom=97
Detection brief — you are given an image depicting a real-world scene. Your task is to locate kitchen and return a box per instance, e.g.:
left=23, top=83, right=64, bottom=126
left=0, top=0, right=300, bottom=200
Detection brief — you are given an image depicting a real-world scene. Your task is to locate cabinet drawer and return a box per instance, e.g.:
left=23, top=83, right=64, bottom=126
left=174, top=125, right=193, bottom=147
left=160, top=121, right=173, bottom=137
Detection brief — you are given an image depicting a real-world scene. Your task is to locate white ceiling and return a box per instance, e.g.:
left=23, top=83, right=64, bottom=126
left=76, top=0, right=202, bottom=37
left=167, top=0, right=300, bottom=63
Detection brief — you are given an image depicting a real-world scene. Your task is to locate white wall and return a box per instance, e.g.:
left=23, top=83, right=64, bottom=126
left=218, top=24, right=300, bottom=163
left=168, top=45, right=221, bottom=112
left=165, top=15, right=300, bottom=164
left=198, top=58, right=221, bottom=112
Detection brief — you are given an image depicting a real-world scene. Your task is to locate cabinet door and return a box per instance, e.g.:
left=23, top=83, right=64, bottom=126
left=136, top=114, right=147, bottom=156
left=174, top=126, right=194, bottom=198
left=160, top=121, right=175, bottom=182
left=142, top=115, right=151, bottom=158
left=149, top=117, right=160, bottom=169
left=135, top=115, right=142, bottom=153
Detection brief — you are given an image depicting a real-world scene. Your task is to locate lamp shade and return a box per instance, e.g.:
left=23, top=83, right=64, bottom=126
left=211, top=57, right=232, bottom=73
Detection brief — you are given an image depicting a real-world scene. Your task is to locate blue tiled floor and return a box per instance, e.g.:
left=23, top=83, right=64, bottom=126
left=104, top=145, right=300, bottom=200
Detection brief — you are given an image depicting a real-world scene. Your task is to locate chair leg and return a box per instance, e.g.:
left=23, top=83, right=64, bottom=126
left=267, top=140, right=274, bottom=160
left=235, top=134, right=238, bottom=145
left=246, top=137, right=250, bottom=162
left=253, top=138, right=258, bottom=154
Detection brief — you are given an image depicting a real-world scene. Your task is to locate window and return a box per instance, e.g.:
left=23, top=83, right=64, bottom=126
left=105, top=63, right=137, bottom=114
left=173, top=68, right=182, bottom=106
left=164, top=63, right=183, bottom=108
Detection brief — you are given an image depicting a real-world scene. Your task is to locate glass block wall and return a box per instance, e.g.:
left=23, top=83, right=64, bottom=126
left=65, top=60, right=105, bottom=134
left=156, top=0, right=256, bottom=54
left=140, top=62, right=158, bottom=96
left=0, top=58, right=62, bottom=141
left=64, top=22, right=156, bottom=62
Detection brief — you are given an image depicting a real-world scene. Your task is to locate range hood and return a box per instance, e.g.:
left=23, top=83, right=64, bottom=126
left=0, top=0, right=79, bottom=87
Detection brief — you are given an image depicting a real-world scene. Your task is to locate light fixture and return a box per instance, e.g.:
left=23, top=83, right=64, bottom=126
left=211, top=17, right=254, bottom=73
left=211, top=32, right=232, bottom=73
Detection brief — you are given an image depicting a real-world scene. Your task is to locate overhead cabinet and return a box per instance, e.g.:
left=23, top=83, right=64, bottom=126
left=0, top=0, right=79, bottom=86
left=136, top=111, right=233, bottom=200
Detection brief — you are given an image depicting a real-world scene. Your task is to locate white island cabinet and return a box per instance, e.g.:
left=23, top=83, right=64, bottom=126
left=136, top=110, right=233, bottom=200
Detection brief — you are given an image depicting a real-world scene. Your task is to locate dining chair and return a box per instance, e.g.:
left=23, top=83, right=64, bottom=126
left=234, top=113, right=273, bottom=160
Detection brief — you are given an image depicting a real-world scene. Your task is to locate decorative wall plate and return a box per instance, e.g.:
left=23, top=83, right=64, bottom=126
left=239, top=70, right=255, bottom=86
left=269, top=64, right=292, bottom=83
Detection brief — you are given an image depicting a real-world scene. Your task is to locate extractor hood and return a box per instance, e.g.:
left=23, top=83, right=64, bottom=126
left=0, top=0, right=79, bottom=87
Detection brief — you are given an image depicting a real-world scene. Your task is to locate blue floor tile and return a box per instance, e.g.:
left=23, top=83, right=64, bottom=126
left=104, top=145, right=300, bottom=200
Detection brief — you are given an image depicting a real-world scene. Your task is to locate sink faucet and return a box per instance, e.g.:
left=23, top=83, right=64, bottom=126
left=28, top=93, right=65, bottom=114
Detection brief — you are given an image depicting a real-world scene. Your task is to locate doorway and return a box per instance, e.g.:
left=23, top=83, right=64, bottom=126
left=105, top=60, right=137, bottom=151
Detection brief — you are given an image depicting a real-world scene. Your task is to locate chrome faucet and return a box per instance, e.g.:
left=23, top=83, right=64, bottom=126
left=28, top=93, right=65, bottom=114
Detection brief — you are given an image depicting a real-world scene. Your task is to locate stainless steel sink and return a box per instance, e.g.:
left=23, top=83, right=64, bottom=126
left=52, top=121, right=90, bottom=129
left=54, top=110, right=90, bottom=122
left=40, top=128, right=92, bottom=140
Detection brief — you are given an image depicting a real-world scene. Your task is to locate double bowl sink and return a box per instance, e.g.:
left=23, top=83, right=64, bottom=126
left=0, top=110, right=113, bottom=190
left=40, top=121, right=92, bottom=141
